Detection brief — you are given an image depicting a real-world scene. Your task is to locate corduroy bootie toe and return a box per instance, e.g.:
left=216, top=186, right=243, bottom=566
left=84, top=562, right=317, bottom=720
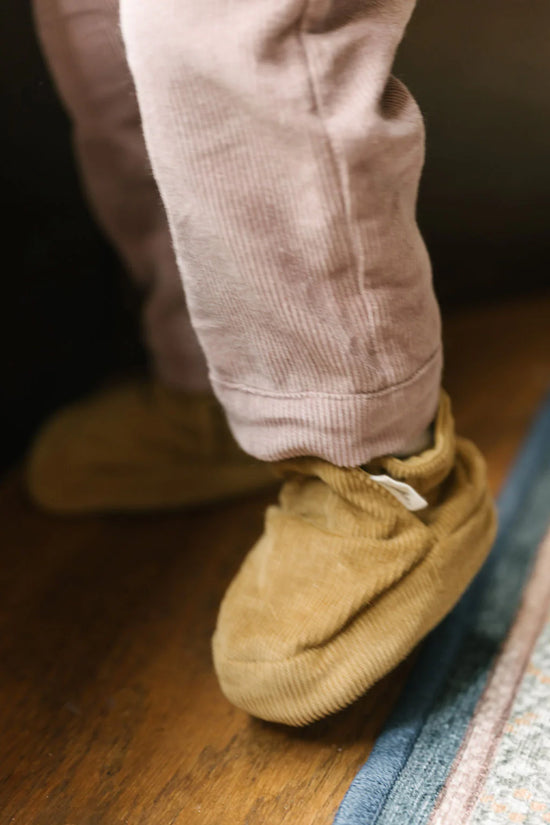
left=212, top=391, right=497, bottom=726
left=26, top=380, right=275, bottom=514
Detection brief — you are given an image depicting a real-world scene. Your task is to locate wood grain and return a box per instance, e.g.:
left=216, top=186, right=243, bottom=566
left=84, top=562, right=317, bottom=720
left=1, top=291, right=549, bottom=825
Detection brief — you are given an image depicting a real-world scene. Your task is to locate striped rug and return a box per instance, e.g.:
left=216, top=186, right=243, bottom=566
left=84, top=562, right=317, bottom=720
left=334, top=393, right=550, bottom=825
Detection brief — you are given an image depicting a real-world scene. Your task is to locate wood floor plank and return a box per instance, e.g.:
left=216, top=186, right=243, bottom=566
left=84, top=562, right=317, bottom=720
left=1, top=291, right=549, bottom=824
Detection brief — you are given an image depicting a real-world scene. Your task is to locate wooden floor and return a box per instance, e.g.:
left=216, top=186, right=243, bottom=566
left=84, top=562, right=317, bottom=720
left=1, top=291, right=549, bottom=825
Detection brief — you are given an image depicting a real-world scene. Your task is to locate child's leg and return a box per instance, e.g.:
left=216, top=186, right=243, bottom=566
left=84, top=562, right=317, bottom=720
left=28, top=0, right=276, bottom=514
left=120, top=0, right=496, bottom=724
left=120, top=0, right=442, bottom=466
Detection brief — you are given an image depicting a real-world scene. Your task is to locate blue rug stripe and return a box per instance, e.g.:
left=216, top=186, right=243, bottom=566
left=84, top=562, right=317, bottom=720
left=376, top=450, right=550, bottom=825
left=334, top=392, right=550, bottom=825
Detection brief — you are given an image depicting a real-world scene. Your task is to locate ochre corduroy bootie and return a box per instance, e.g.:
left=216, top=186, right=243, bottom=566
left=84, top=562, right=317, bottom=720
left=26, top=380, right=275, bottom=513
left=212, top=391, right=497, bottom=726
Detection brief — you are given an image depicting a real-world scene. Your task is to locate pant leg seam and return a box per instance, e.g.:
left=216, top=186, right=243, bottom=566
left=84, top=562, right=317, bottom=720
left=296, top=2, right=362, bottom=293
left=210, top=345, right=441, bottom=401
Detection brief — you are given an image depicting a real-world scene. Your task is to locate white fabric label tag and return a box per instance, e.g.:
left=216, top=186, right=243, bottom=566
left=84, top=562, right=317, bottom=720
left=368, top=473, right=428, bottom=511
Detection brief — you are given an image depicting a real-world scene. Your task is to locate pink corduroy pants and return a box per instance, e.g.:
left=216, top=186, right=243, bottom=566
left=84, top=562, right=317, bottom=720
left=34, top=0, right=442, bottom=467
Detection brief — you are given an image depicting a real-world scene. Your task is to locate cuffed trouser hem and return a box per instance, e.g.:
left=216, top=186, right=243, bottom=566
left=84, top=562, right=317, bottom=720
left=211, top=347, right=442, bottom=466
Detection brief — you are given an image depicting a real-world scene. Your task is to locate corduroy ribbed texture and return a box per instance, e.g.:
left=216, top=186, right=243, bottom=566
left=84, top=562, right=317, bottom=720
left=120, top=0, right=442, bottom=465
left=212, top=392, right=497, bottom=726
left=26, top=381, right=275, bottom=513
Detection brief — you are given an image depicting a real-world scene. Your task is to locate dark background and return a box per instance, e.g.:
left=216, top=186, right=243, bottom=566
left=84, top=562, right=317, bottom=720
left=1, top=0, right=549, bottom=473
